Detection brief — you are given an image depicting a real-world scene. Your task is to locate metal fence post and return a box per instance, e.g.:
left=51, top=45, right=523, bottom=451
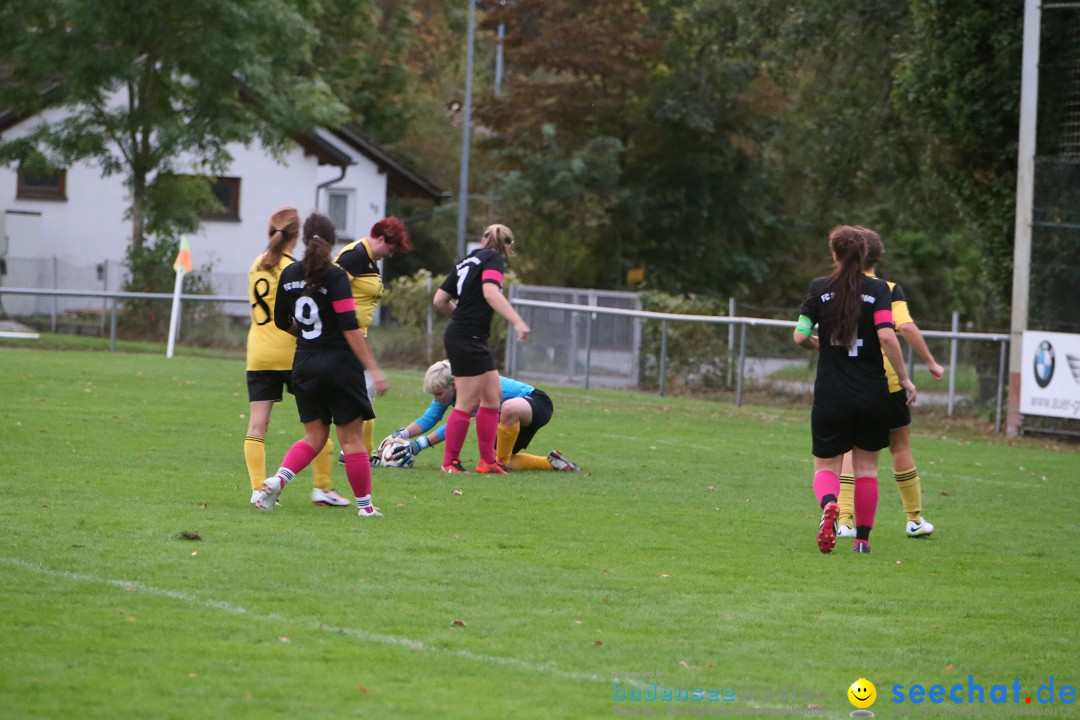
left=948, top=312, right=959, bottom=416
left=425, top=273, right=433, bottom=365
left=727, top=297, right=736, bottom=387
left=109, top=295, right=118, bottom=352
left=583, top=309, right=594, bottom=390
left=659, top=318, right=668, bottom=397
left=995, top=339, right=1008, bottom=434
left=736, top=322, right=747, bottom=407
left=51, top=256, right=58, bottom=333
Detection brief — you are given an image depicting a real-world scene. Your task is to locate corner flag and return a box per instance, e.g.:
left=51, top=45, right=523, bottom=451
left=166, top=235, right=192, bottom=358
left=173, top=236, right=193, bottom=274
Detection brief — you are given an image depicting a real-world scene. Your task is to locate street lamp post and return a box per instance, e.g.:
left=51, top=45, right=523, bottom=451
left=455, top=0, right=477, bottom=260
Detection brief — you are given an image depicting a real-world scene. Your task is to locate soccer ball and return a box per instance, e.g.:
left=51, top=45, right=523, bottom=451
left=379, top=436, right=414, bottom=468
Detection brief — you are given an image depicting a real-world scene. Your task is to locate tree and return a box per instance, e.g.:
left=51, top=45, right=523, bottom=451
left=0, top=0, right=411, bottom=273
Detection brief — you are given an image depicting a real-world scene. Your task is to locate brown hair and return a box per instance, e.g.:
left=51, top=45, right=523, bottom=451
left=481, top=223, right=515, bottom=258
left=260, top=206, right=300, bottom=271
left=824, top=225, right=869, bottom=348
left=300, top=211, right=337, bottom=295
left=859, top=226, right=884, bottom=270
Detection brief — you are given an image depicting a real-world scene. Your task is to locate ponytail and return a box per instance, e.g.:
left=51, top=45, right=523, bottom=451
left=260, top=206, right=300, bottom=271
left=824, top=225, right=869, bottom=348
left=301, top=211, right=337, bottom=295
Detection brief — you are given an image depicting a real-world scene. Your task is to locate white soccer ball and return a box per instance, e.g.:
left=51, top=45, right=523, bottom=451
left=379, top=436, right=414, bottom=468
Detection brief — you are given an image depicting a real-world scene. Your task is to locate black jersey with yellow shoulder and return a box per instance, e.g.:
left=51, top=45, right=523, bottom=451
left=439, top=247, right=506, bottom=340
left=335, top=238, right=383, bottom=335
left=274, top=263, right=360, bottom=354
left=800, top=274, right=894, bottom=410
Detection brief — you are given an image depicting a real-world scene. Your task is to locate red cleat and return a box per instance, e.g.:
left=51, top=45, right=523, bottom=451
left=817, top=502, right=840, bottom=554
left=475, top=459, right=508, bottom=475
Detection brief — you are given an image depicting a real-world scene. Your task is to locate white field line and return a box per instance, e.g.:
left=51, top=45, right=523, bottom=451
left=2, top=557, right=806, bottom=712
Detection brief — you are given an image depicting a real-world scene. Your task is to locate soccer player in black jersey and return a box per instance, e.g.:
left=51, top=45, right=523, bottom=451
left=836, top=229, right=944, bottom=540
left=252, top=212, right=389, bottom=518
left=243, top=207, right=347, bottom=508
left=793, top=225, right=917, bottom=554
left=432, top=224, right=531, bottom=474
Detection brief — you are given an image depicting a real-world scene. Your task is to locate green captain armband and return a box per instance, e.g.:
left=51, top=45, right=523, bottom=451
left=795, top=315, right=814, bottom=336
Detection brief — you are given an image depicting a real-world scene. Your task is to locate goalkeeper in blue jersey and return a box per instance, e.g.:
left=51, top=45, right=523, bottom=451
left=385, top=360, right=583, bottom=472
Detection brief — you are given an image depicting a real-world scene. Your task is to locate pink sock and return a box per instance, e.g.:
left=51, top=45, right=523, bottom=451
left=475, top=406, right=499, bottom=464
left=277, top=440, right=319, bottom=485
left=344, top=452, right=372, bottom=500
left=443, top=408, right=472, bottom=466
left=854, top=476, right=879, bottom=528
left=813, top=470, right=840, bottom=507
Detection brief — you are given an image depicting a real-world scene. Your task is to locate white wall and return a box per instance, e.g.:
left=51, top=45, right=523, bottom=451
left=0, top=105, right=390, bottom=286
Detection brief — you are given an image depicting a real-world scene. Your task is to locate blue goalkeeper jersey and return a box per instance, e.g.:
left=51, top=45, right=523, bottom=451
left=414, top=376, right=535, bottom=442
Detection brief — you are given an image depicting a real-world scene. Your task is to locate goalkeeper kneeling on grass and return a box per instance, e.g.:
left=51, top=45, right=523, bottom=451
left=385, top=359, right=583, bottom=473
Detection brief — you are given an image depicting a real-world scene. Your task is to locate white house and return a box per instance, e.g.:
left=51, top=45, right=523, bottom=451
left=0, top=101, right=443, bottom=315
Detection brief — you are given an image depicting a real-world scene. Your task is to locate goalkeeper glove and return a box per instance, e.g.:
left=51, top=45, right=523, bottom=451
left=392, top=427, right=411, bottom=440
left=407, top=435, right=431, bottom=456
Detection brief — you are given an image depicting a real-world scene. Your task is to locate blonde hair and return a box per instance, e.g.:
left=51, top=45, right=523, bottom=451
left=423, top=360, right=454, bottom=394
left=481, top=223, right=515, bottom=258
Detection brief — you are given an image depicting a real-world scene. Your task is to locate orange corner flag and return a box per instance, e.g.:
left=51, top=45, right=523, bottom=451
left=173, top=236, right=192, bottom=274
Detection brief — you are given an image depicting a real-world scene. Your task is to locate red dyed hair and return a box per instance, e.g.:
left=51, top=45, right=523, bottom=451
left=370, top=217, right=412, bottom=253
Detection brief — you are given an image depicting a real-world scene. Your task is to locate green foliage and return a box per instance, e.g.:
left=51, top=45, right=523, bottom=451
left=122, top=236, right=217, bottom=339
left=638, top=291, right=732, bottom=391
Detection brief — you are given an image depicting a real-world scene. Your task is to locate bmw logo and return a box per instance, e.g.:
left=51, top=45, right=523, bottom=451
left=1033, top=340, right=1055, bottom=388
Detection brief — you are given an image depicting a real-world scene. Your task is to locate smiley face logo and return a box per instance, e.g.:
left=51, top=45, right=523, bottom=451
left=848, top=678, right=877, bottom=709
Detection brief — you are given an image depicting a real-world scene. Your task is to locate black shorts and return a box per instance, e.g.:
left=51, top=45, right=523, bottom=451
left=811, top=397, right=890, bottom=458
left=513, top=389, right=554, bottom=454
left=886, top=389, right=911, bottom=431
left=247, top=370, right=293, bottom=403
left=291, top=351, right=374, bottom=426
left=444, top=333, right=496, bottom=378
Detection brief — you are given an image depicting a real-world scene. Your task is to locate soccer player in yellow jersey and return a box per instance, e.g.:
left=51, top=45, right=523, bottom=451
left=837, top=228, right=944, bottom=541
left=244, top=207, right=346, bottom=507
left=334, top=217, right=412, bottom=462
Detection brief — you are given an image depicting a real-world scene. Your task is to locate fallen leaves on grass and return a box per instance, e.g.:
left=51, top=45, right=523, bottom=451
left=451, top=619, right=467, bottom=627
left=451, top=489, right=463, bottom=496
left=176, top=530, right=202, bottom=541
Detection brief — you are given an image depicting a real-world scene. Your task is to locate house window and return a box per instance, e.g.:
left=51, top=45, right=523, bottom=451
left=200, top=177, right=241, bottom=221
left=327, top=190, right=351, bottom=237
left=17, top=168, right=67, bottom=200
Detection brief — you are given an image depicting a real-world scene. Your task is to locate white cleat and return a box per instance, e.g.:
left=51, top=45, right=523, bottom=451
left=837, top=524, right=856, bottom=539
left=311, top=487, right=350, bottom=507
left=254, top=476, right=284, bottom=510
left=906, top=518, right=935, bottom=538
left=357, top=505, right=383, bottom=518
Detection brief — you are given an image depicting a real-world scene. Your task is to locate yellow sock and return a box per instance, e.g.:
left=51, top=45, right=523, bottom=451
left=362, top=419, right=375, bottom=455
left=894, top=466, right=922, bottom=522
left=312, top=437, right=333, bottom=492
left=507, top=452, right=552, bottom=471
left=496, top=422, right=520, bottom=465
left=244, top=436, right=265, bottom=491
left=838, top=474, right=855, bottom=527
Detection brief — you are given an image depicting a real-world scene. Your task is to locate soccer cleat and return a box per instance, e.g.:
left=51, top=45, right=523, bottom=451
left=906, top=517, right=935, bottom=538
left=338, top=450, right=346, bottom=465
left=547, top=450, right=582, bottom=472
left=853, top=540, right=872, bottom=554
left=311, top=487, right=350, bottom=507
left=837, top=524, right=856, bottom=539
left=253, top=476, right=284, bottom=511
left=357, top=505, right=383, bottom=518
left=475, top=459, right=508, bottom=474
left=441, top=460, right=469, bottom=474
left=816, top=501, right=840, bottom=554
left=250, top=489, right=261, bottom=505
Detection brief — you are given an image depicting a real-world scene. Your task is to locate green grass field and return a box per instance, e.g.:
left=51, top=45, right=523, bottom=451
left=1, top=343, right=1077, bottom=719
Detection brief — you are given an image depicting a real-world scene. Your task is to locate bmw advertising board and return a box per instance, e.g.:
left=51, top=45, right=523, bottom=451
left=1021, top=331, right=1080, bottom=419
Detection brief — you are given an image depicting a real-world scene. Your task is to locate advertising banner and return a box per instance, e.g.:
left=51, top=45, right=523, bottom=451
left=1020, top=331, right=1080, bottom=419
